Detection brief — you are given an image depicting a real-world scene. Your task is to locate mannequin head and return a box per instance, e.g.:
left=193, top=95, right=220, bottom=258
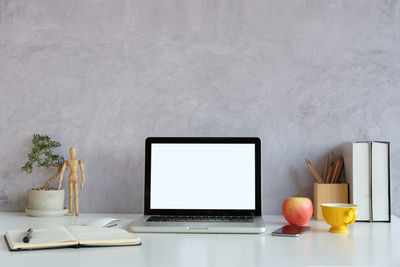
left=69, top=147, right=76, bottom=159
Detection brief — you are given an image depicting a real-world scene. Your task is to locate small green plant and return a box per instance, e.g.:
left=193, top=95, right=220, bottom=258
left=21, top=134, right=65, bottom=190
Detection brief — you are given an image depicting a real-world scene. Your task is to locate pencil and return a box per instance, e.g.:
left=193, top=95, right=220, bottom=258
left=326, top=164, right=333, bottom=184
left=329, top=160, right=337, bottom=183
left=305, top=159, right=323, bottom=183
left=332, top=157, right=344, bottom=183
left=305, top=159, right=318, bottom=183
left=311, top=161, right=324, bottom=184
left=323, top=155, right=330, bottom=183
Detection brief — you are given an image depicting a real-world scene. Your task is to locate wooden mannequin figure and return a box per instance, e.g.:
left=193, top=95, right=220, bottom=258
left=58, top=147, right=85, bottom=216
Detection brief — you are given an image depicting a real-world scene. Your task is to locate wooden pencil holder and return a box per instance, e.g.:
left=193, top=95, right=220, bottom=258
left=313, top=183, right=349, bottom=220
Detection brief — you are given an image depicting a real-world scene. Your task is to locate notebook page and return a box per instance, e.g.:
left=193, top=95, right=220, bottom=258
left=66, top=226, right=140, bottom=245
left=6, top=226, right=77, bottom=250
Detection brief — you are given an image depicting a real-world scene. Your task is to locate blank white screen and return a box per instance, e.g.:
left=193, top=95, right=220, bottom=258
left=150, top=144, right=255, bottom=210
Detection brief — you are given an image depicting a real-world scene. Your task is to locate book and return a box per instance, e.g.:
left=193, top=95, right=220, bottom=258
left=371, top=141, right=391, bottom=222
left=343, top=142, right=372, bottom=222
left=5, top=226, right=141, bottom=251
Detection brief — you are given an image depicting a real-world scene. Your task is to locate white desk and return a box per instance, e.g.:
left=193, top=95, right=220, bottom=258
left=0, top=212, right=399, bottom=267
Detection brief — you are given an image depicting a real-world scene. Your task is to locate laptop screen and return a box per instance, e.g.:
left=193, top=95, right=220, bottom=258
left=144, top=138, right=261, bottom=216
left=150, top=144, right=255, bottom=210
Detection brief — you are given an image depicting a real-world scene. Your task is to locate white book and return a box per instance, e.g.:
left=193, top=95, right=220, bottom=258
left=371, top=141, right=391, bottom=222
left=343, top=142, right=371, bottom=221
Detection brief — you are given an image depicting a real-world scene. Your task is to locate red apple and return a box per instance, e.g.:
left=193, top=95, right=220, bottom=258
left=282, top=197, right=313, bottom=225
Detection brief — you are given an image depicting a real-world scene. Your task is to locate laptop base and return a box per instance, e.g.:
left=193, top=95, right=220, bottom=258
left=130, top=216, right=266, bottom=234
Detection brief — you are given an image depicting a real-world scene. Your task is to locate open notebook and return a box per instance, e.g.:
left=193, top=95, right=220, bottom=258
left=5, top=226, right=141, bottom=251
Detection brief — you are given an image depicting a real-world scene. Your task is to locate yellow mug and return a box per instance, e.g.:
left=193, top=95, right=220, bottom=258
left=321, top=203, right=358, bottom=233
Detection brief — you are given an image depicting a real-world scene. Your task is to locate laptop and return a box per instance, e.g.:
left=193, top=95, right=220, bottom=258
left=130, top=137, right=266, bottom=233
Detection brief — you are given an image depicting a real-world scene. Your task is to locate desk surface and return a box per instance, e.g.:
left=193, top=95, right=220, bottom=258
left=0, top=212, right=399, bottom=267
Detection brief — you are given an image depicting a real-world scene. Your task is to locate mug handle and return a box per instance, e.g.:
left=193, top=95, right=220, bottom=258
left=345, top=208, right=357, bottom=227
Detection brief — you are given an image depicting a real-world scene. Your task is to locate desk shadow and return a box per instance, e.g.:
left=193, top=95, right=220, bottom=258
left=309, top=228, right=329, bottom=233
left=264, top=221, right=285, bottom=226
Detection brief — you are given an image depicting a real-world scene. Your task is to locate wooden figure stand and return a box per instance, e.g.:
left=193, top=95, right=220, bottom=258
left=58, top=147, right=85, bottom=216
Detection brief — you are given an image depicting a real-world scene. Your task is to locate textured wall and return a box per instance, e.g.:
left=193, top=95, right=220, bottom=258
left=1, top=0, right=399, bottom=215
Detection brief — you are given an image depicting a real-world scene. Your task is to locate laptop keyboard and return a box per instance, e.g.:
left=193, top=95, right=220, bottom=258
left=147, top=216, right=254, bottom=223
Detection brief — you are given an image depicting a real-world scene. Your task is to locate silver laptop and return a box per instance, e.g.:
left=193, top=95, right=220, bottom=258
left=130, top=137, right=265, bottom=234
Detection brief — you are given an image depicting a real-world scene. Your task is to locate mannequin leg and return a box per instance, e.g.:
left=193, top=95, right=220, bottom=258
left=67, top=181, right=73, bottom=216
left=74, top=182, right=79, bottom=216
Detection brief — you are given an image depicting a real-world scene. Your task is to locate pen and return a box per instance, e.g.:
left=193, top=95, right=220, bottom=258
left=23, top=228, right=33, bottom=243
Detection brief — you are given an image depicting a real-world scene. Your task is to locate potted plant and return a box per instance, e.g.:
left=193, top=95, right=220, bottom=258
left=21, top=134, right=68, bottom=216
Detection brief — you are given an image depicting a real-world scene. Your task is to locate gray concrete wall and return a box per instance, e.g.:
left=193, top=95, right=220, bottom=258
left=1, top=0, right=399, bottom=215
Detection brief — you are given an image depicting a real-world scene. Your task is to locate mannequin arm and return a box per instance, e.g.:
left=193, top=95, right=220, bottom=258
left=57, top=162, right=67, bottom=190
left=79, top=160, right=85, bottom=189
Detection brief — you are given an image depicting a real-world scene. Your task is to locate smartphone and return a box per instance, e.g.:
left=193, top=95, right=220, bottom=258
left=271, top=225, right=310, bottom=237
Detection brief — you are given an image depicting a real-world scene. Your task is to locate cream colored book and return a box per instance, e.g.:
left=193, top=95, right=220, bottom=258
left=371, top=141, right=391, bottom=222
left=343, top=141, right=372, bottom=221
left=5, top=226, right=141, bottom=251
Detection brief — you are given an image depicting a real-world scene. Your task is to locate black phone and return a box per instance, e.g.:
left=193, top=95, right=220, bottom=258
left=271, top=225, right=310, bottom=237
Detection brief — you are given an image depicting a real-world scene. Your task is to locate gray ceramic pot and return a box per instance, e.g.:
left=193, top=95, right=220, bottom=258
left=25, top=189, right=68, bottom=217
